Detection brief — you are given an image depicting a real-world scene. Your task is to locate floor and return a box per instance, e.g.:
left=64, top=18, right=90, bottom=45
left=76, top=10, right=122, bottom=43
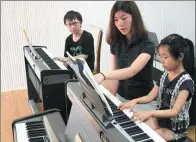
left=1, top=89, right=32, bottom=142
left=1, top=86, right=195, bottom=142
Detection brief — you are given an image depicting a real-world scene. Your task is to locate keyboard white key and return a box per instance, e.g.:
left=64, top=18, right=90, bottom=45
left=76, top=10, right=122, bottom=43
left=15, top=121, right=49, bottom=142
left=15, top=123, right=29, bottom=142
left=99, top=85, right=166, bottom=142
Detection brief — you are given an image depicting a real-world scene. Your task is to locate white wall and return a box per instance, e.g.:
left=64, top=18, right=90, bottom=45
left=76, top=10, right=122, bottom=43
left=1, top=1, right=195, bottom=92
left=137, top=1, right=195, bottom=44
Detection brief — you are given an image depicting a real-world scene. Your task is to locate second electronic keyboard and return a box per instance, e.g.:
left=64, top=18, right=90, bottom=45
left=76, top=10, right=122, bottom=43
left=12, top=109, right=66, bottom=142
left=23, top=45, right=73, bottom=124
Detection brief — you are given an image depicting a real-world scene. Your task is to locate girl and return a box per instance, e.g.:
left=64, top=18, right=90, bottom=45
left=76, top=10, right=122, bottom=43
left=119, top=34, right=195, bottom=141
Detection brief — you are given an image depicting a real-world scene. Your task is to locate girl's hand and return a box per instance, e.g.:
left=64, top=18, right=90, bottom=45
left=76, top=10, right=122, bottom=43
left=132, top=111, right=153, bottom=122
left=118, top=99, right=138, bottom=111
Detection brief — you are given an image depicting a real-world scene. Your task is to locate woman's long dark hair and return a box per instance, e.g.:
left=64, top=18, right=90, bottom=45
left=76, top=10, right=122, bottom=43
left=159, top=34, right=195, bottom=78
left=106, top=1, right=148, bottom=45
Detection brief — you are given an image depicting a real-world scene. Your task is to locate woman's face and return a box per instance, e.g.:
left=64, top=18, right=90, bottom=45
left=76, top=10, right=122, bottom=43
left=114, top=10, right=132, bottom=36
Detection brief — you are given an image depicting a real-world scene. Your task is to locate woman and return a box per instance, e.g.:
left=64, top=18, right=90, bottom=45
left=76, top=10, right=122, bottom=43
left=95, top=1, right=155, bottom=102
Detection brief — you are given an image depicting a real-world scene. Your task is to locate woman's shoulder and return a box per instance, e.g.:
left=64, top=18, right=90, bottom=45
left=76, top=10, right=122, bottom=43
left=137, top=36, right=155, bottom=55
left=140, top=36, right=155, bottom=47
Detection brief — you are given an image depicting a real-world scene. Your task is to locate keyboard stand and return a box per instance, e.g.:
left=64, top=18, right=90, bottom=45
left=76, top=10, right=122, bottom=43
left=29, top=100, right=39, bottom=114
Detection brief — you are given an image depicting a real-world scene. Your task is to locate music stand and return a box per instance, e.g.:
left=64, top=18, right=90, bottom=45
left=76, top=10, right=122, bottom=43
left=66, top=52, right=113, bottom=128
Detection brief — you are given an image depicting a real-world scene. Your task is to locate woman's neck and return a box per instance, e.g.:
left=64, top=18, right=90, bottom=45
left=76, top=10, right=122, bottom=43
left=126, top=33, right=132, bottom=41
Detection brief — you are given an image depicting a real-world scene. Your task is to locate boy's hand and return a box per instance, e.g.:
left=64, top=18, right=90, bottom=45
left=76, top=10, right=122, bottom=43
left=53, top=57, right=69, bottom=62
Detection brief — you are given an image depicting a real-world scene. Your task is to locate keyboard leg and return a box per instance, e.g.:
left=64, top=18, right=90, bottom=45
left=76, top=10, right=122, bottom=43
left=29, top=100, right=39, bottom=114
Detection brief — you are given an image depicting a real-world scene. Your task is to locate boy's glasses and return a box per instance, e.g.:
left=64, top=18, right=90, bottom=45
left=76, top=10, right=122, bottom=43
left=66, top=22, right=80, bottom=27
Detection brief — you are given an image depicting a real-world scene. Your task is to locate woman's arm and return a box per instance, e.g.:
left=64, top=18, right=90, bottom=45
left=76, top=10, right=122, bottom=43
left=104, top=53, right=151, bottom=80
left=110, top=54, right=119, bottom=95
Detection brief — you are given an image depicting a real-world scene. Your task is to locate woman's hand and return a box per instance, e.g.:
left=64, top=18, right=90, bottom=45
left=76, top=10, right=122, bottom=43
left=131, top=111, right=153, bottom=122
left=118, top=99, right=138, bottom=111
left=94, top=73, right=105, bottom=84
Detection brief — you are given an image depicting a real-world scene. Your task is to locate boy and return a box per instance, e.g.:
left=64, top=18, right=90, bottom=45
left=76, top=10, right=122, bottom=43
left=56, top=10, right=95, bottom=72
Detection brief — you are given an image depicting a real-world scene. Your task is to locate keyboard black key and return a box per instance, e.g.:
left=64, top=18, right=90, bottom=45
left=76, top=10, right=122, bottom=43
left=26, top=121, right=44, bottom=126
left=26, top=124, right=45, bottom=130
left=26, top=123, right=44, bottom=127
left=35, top=48, right=60, bottom=69
left=143, top=139, right=155, bottom=142
left=110, top=104, right=117, bottom=109
left=27, top=129, right=46, bottom=135
left=113, top=111, right=124, bottom=116
left=28, top=132, right=46, bottom=138
left=29, top=137, right=45, bottom=142
left=132, top=133, right=150, bottom=141
left=24, top=120, right=48, bottom=141
left=125, top=127, right=143, bottom=136
left=26, top=121, right=43, bottom=125
left=104, top=105, right=117, bottom=111
left=119, top=121, right=136, bottom=128
left=114, top=115, right=130, bottom=123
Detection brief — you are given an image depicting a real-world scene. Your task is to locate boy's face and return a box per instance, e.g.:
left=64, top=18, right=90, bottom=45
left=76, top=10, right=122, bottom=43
left=65, top=19, right=81, bottom=34
left=158, top=45, right=181, bottom=72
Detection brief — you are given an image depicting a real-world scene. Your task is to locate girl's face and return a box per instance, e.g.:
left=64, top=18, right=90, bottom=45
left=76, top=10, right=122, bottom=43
left=158, top=45, right=181, bottom=72
left=114, top=10, right=132, bottom=37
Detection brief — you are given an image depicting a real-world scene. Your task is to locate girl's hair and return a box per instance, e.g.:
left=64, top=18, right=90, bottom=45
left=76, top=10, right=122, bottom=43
left=64, top=10, right=83, bottom=24
left=106, top=1, right=148, bottom=45
left=159, top=34, right=195, bottom=78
